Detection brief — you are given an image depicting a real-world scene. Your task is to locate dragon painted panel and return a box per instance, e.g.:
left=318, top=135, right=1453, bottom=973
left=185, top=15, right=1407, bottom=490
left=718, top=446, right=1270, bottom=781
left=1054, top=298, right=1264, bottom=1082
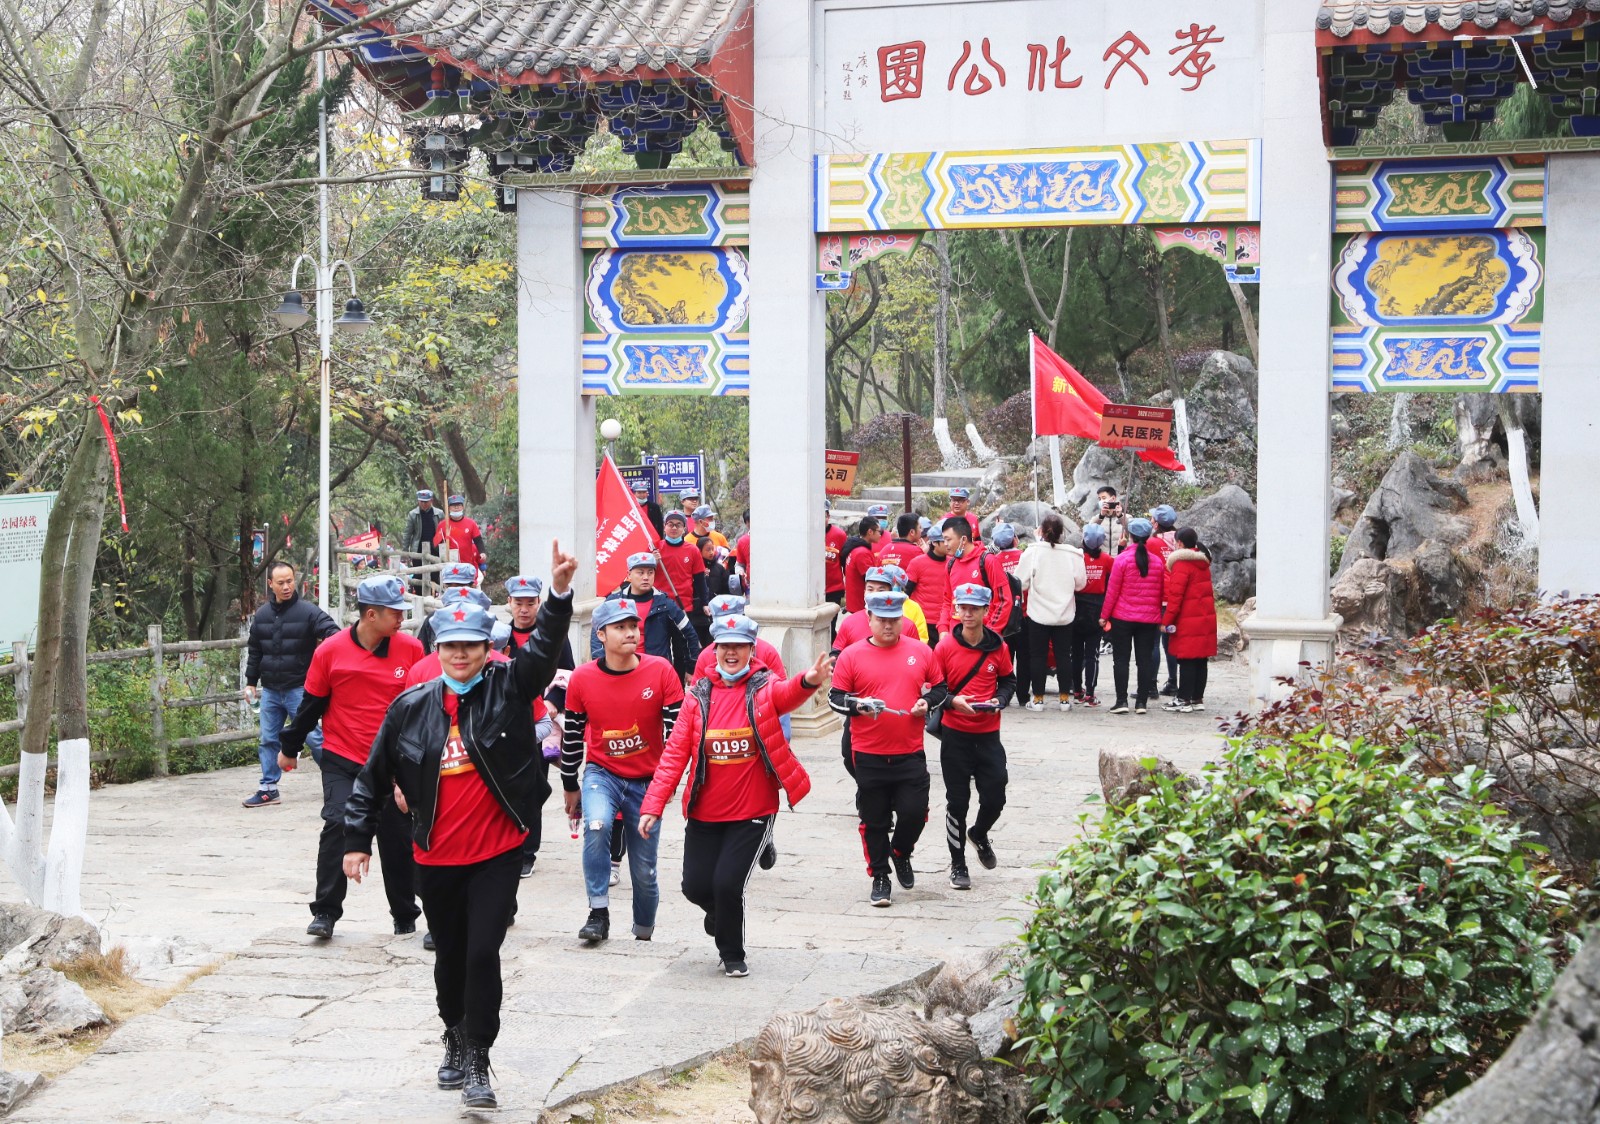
left=815, top=140, right=1258, bottom=232
left=1331, top=229, right=1543, bottom=393
left=1333, top=156, right=1545, bottom=233
left=581, top=183, right=750, bottom=249
left=583, top=247, right=750, bottom=396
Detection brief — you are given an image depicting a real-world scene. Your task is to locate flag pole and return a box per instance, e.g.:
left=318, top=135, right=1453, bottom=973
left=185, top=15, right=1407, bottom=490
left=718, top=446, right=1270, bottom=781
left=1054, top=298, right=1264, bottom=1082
left=1029, top=331, right=1042, bottom=514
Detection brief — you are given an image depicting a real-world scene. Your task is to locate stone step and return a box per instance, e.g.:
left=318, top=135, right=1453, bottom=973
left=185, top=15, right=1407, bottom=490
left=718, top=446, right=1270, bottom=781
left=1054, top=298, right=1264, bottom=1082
left=857, top=485, right=948, bottom=503
left=908, top=469, right=988, bottom=489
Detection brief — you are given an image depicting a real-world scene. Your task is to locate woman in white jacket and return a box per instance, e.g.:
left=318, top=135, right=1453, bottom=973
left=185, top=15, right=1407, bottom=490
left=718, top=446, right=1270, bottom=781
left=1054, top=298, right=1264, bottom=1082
left=1013, top=514, right=1087, bottom=712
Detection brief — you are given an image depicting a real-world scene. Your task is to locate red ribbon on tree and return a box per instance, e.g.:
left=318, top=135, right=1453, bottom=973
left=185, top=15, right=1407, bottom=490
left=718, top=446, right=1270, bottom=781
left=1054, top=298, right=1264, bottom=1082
left=88, top=396, right=129, bottom=532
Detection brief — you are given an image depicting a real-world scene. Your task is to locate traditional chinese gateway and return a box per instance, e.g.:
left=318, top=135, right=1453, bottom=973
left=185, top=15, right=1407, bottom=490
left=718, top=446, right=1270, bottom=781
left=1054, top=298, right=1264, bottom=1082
left=311, top=0, right=1600, bottom=711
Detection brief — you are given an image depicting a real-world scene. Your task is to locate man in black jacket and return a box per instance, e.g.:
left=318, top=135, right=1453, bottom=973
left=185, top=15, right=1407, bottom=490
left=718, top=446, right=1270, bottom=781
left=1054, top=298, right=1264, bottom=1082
left=242, top=561, right=339, bottom=808
left=343, top=543, right=574, bottom=1112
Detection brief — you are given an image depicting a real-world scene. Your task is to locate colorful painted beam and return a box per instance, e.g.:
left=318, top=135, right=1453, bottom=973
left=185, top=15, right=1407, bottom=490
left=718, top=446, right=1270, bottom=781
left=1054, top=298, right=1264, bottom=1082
left=1151, top=224, right=1261, bottom=284
left=1333, top=156, right=1546, bottom=233
left=580, top=183, right=750, bottom=249
left=815, top=140, right=1260, bottom=233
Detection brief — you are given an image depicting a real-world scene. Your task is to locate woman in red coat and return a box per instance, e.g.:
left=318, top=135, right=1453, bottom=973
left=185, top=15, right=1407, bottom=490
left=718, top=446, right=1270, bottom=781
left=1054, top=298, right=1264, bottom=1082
left=1160, top=528, right=1218, bottom=713
left=639, top=615, right=833, bottom=978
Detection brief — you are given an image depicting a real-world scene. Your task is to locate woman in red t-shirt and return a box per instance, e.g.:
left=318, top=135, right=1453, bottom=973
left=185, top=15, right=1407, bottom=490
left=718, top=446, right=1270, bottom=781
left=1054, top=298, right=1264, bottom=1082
left=639, top=615, right=832, bottom=978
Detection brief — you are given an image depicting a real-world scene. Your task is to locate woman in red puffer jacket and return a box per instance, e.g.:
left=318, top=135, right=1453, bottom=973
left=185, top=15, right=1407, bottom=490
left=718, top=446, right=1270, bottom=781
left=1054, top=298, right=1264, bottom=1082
left=639, top=615, right=833, bottom=978
left=1099, top=518, right=1167, bottom=714
left=1161, top=528, right=1218, bottom=713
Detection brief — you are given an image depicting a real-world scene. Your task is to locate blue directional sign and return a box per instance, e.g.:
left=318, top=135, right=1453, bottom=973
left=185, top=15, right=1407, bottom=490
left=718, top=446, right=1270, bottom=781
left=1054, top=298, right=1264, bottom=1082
left=645, top=454, right=703, bottom=497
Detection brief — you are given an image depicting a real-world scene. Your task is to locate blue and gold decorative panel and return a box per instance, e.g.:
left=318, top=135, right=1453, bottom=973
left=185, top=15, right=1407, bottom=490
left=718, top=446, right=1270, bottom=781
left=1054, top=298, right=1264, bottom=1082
left=1333, top=157, right=1546, bottom=233
left=580, top=183, right=750, bottom=249
left=1331, top=230, right=1543, bottom=393
left=815, top=140, right=1259, bottom=233
left=582, top=248, right=750, bottom=396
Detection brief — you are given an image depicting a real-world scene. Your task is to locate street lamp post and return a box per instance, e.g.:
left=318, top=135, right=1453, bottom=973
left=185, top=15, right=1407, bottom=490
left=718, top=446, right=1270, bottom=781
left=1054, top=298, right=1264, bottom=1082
left=600, top=417, right=622, bottom=461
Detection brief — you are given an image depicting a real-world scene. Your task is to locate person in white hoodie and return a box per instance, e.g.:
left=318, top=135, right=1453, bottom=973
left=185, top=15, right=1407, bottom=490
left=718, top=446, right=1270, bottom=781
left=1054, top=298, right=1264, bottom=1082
left=1013, top=514, right=1087, bottom=712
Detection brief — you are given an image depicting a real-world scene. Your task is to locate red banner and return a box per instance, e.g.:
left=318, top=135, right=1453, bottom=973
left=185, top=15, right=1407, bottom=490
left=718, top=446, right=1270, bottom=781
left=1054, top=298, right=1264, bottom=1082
left=595, top=454, right=661, bottom=595
left=1029, top=333, right=1186, bottom=474
left=88, top=396, right=128, bottom=532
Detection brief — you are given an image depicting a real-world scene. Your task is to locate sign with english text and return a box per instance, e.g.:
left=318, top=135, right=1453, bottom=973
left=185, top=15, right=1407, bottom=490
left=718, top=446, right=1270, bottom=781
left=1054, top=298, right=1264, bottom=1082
left=0, top=492, right=55, bottom=648
left=816, top=0, right=1265, bottom=154
left=645, top=454, right=704, bottom=497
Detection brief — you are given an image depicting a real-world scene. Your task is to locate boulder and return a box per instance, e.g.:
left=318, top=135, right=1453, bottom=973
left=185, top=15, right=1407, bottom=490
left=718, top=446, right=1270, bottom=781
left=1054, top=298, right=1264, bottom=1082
left=0, top=967, right=106, bottom=1035
left=1181, top=351, right=1258, bottom=462
left=923, top=949, right=1007, bottom=1022
left=1330, top=558, right=1410, bottom=643
left=1339, top=451, right=1470, bottom=575
left=1178, top=484, right=1257, bottom=602
left=1216, top=618, right=1247, bottom=662
left=980, top=501, right=1063, bottom=540
left=749, top=996, right=1029, bottom=1124
left=0, top=901, right=100, bottom=977
left=1212, top=559, right=1256, bottom=605
left=1454, top=395, right=1505, bottom=470
left=0, top=1071, right=39, bottom=1115
left=1099, top=750, right=1193, bottom=806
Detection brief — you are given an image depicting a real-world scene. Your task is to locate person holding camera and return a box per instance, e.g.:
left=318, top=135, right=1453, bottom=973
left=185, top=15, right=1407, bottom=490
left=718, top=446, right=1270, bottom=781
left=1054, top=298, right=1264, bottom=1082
left=1089, top=485, right=1131, bottom=555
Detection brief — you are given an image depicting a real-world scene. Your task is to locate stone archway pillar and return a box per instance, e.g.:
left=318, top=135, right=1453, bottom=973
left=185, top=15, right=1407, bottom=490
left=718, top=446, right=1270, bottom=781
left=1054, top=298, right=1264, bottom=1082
left=1537, top=154, right=1600, bottom=598
left=748, top=0, right=839, bottom=732
left=517, top=189, right=599, bottom=649
left=1243, top=2, right=1342, bottom=699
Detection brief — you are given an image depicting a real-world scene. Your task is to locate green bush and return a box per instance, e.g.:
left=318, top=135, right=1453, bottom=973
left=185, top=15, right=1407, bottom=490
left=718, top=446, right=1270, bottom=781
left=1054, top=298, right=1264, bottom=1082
left=1013, top=734, right=1574, bottom=1124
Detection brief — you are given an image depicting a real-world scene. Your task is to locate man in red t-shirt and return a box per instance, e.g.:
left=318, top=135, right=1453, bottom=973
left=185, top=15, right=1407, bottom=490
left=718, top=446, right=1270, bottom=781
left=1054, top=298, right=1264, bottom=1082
left=904, top=538, right=950, bottom=646
left=842, top=518, right=884, bottom=614
left=281, top=574, right=424, bottom=940
left=561, top=598, right=684, bottom=943
left=942, top=488, right=981, bottom=543
left=933, top=584, right=1016, bottom=890
left=655, top=510, right=708, bottom=626
left=940, top=518, right=1014, bottom=636
left=733, top=509, right=752, bottom=596
left=876, top=513, right=923, bottom=571
left=433, top=494, right=486, bottom=576
left=824, top=510, right=847, bottom=617
left=828, top=590, right=948, bottom=907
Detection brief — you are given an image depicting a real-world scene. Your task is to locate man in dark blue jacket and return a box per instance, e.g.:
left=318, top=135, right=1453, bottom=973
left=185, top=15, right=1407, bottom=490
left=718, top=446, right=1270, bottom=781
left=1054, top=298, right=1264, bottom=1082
left=590, top=551, right=700, bottom=679
left=243, top=561, right=339, bottom=807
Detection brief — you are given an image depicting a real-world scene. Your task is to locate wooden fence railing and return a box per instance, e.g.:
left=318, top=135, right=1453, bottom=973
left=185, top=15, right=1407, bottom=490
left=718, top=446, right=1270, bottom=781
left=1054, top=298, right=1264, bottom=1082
left=0, top=626, right=253, bottom=780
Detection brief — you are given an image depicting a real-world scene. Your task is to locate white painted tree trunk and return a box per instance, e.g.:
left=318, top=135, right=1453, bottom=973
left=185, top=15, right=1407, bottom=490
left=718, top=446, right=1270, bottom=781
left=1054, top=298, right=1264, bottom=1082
left=932, top=417, right=967, bottom=469
left=965, top=423, right=999, bottom=463
left=1505, top=417, right=1540, bottom=547
left=1386, top=393, right=1413, bottom=450
left=1048, top=436, right=1068, bottom=507
left=9, top=753, right=45, bottom=902
left=1171, top=398, right=1198, bottom=484
left=42, top=738, right=90, bottom=917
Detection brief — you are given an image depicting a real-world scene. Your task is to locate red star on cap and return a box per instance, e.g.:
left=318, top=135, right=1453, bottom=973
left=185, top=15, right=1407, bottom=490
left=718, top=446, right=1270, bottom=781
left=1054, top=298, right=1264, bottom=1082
left=452, top=607, right=467, bottom=622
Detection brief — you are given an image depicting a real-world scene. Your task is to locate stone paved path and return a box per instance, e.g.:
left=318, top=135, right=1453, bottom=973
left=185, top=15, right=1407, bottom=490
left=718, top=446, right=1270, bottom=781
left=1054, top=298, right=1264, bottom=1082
left=0, top=662, right=1247, bottom=1121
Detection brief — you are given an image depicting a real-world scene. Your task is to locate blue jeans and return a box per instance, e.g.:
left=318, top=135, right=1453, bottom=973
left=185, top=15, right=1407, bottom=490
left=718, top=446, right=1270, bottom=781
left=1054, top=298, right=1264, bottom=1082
left=580, top=767, right=659, bottom=937
left=258, top=685, right=322, bottom=793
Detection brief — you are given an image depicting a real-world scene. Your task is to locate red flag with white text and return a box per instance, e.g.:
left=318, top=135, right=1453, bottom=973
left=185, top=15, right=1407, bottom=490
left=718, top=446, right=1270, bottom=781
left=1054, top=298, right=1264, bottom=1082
left=595, top=454, right=660, bottom=595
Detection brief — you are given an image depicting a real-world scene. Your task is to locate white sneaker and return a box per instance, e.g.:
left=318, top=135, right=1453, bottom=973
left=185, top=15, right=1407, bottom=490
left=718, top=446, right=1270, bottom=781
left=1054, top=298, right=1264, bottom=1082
left=1163, top=700, right=1185, bottom=712
left=1057, top=698, right=1072, bottom=712
left=1181, top=702, right=1205, bottom=713
left=609, top=862, right=622, bottom=887
left=1024, top=700, right=1044, bottom=713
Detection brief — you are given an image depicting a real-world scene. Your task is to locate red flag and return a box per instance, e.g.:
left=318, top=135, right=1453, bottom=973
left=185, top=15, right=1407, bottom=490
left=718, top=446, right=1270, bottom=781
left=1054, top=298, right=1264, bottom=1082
left=1030, top=333, right=1186, bottom=473
left=595, top=454, right=660, bottom=595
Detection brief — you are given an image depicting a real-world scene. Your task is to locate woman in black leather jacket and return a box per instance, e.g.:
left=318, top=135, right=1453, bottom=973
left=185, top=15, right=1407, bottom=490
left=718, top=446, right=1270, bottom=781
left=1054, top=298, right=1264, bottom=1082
left=343, top=542, right=575, bottom=1111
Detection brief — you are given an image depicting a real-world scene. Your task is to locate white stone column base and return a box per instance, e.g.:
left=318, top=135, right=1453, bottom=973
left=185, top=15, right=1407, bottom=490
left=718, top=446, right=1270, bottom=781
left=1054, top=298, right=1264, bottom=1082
left=1242, top=615, right=1343, bottom=705
left=566, top=598, right=604, bottom=664
left=750, top=602, right=842, bottom=736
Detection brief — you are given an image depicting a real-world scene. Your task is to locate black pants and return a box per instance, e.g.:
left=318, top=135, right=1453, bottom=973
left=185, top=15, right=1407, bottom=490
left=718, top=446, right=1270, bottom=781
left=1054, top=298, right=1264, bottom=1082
left=416, top=847, right=521, bottom=1047
left=826, top=590, right=844, bottom=638
left=1070, top=596, right=1104, bottom=696
left=1109, top=620, right=1160, bottom=706
left=925, top=623, right=940, bottom=646
left=1178, top=658, right=1210, bottom=703
left=940, top=729, right=1007, bottom=858
left=681, top=815, right=773, bottom=963
left=853, top=750, right=930, bottom=877
left=1158, top=632, right=1178, bottom=688
left=521, top=757, right=550, bottom=860
left=1009, top=624, right=1030, bottom=706
left=1027, top=621, right=1073, bottom=700
left=314, top=751, right=418, bottom=925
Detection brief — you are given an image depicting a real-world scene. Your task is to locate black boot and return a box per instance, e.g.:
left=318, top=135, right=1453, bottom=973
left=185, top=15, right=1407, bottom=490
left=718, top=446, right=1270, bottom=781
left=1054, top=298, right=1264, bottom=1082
left=578, top=907, right=610, bottom=943
left=437, top=1025, right=466, bottom=1089
left=461, top=1041, right=496, bottom=1110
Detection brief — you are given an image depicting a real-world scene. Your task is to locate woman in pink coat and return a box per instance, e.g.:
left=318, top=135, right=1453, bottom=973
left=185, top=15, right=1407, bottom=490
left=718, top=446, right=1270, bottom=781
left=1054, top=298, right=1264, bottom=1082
left=1099, top=518, right=1166, bottom=715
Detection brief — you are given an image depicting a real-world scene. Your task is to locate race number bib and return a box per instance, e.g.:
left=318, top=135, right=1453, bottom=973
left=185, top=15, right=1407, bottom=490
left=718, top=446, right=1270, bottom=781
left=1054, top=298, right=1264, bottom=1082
left=440, top=724, right=475, bottom=777
left=706, top=727, right=757, bottom=765
left=601, top=724, right=649, bottom=759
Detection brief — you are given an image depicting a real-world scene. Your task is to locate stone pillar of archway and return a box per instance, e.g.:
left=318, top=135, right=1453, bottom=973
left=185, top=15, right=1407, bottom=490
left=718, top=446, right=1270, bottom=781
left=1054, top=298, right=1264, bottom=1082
left=748, top=0, right=839, bottom=732
left=1538, top=154, right=1600, bottom=598
left=1243, top=1, right=1341, bottom=698
left=517, top=189, right=599, bottom=651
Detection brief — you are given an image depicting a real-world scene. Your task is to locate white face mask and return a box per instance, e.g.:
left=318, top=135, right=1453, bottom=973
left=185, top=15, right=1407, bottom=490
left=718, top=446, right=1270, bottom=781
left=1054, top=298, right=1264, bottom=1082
left=449, top=508, right=465, bottom=521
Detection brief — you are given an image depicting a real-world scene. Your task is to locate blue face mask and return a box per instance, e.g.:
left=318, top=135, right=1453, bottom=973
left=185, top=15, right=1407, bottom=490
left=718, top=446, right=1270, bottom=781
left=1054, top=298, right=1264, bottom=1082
left=440, top=671, right=484, bottom=695
left=717, top=664, right=752, bottom=684
left=665, top=534, right=684, bottom=546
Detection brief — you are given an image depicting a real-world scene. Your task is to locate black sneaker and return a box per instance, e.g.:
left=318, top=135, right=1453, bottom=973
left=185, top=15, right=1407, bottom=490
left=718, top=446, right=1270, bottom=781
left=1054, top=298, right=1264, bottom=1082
left=578, top=907, right=610, bottom=943
left=241, top=790, right=279, bottom=808
left=1135, top=703, right=1149, bottom=715
left=1109, top=701, right=1130, bottom=715
left=869, top=873, right=892, bottom=907
left=970, top=831, right=998, bottom=870
left=437, top=1025, right=466, bottom=1089
left=891, top=853, right=915, bottom=890
left=1160, top=682, right=1178, bottom=697
left=461, top=1042, right=496, bottom=1110
left=393, top=918, right=417, bottom=936
left=422, top=931, right=435, bottom=952
left=949, top=863, right=972, bottom=890
left=721, top=959, right=749, bottom=978
left=306, top=914, right=334, bottom=940
left=520, top=857, right=536, bottom=878
left=758, top=839, right=777, bottom=870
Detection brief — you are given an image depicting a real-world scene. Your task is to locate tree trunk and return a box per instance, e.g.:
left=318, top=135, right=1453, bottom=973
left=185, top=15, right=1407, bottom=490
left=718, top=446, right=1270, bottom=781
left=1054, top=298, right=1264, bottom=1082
left=1500, top=397, right=1539, bottom=548
left=1228, top=281, right=1260, bottom=369
left=1148, top=249, right=1197, bottom=483
left=931, top=233, right=965, bottom=469
left=441, top=421, right=488, bottom=506
left=1386, top=393, right=1413, bottom=451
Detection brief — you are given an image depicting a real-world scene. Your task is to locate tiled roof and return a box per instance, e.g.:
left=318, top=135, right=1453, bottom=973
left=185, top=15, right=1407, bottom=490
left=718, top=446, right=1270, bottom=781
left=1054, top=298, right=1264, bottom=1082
left=388, top=0, right=750, bottom=79
left=1319, top=0, right=1600, bottom=37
